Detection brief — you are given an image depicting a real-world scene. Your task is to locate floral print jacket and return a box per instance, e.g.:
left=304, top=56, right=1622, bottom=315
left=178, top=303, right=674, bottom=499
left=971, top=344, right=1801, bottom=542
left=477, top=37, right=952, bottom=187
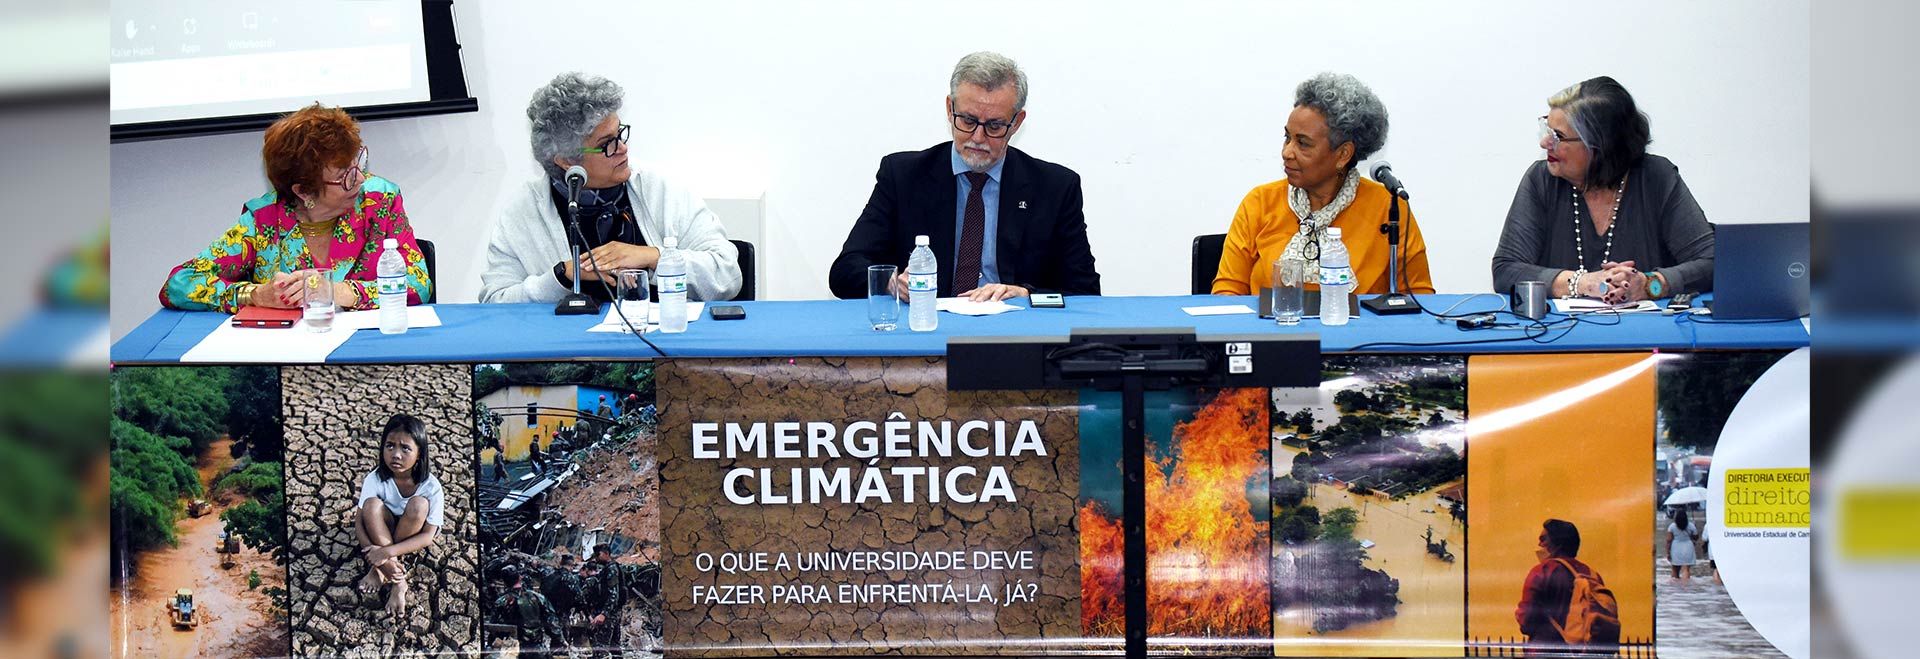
left=159, top=176, right=432, bottom=313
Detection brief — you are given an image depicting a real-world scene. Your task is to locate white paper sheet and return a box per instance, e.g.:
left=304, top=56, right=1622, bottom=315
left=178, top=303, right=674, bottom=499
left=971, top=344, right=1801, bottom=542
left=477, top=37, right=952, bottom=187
left=588, top=302, right=704, bottom=332
left=1181, top=304, right=1257, bottom=316
left=180, top=320, right=355, bottom=363
left=936, top=298, right=1021, bottom=316
left=335, top=305, right=443, bottom=331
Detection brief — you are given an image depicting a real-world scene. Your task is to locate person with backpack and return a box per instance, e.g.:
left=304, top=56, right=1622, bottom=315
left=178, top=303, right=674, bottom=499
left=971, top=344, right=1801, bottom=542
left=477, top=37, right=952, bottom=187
left=1515, top=519, right=1621, bottom=656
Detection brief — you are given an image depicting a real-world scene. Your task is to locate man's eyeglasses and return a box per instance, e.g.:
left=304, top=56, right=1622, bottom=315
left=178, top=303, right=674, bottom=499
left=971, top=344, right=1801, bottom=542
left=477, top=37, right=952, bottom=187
left=580, top=124, right=632, bottom=156
left=951, top=113, right=1015, bottom=139
left=1538, top=116, right=1582, bottom=150
left=327, top=146, right=369, bottom=192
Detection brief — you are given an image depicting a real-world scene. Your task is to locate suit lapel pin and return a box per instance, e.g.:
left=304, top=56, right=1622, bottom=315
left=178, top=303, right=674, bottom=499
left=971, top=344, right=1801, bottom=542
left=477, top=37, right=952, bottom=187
left=1017, top=200, right=1027, bottom=209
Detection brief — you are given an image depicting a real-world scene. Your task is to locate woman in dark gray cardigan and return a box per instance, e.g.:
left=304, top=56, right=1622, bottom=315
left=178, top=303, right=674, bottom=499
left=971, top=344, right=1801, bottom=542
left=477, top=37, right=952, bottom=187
left=1492, top=77, right=1714, bottom=304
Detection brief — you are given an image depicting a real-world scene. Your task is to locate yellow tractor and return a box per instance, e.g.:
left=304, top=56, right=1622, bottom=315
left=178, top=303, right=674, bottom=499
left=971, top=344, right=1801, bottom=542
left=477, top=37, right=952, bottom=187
left=167, top=588, right=199, bottom=629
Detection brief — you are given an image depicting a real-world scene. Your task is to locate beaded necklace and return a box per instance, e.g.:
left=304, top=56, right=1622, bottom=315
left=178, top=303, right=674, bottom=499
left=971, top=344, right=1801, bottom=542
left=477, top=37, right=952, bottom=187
left=1571, top=172, right=1629, bottom=279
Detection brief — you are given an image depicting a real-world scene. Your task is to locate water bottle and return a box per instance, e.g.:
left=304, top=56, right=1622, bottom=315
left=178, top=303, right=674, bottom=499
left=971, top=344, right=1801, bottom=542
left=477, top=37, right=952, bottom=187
left=657, top=236, right=688, bottom=333
left=907, top=235, right=938, bottom=332
left=377, top=238, right=408, bottom=334
left=1318, top=227, right=1352, bottom=326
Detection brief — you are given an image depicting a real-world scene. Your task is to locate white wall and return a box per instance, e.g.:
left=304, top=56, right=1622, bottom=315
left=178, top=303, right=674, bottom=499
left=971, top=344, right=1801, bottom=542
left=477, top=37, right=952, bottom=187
left=110, top=0, right=1809, bottom=340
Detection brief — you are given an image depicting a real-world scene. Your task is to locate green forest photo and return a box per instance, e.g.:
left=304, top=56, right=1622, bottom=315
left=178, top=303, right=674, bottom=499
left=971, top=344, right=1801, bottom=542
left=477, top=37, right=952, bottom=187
left=110, top=366, right=288, bottom=658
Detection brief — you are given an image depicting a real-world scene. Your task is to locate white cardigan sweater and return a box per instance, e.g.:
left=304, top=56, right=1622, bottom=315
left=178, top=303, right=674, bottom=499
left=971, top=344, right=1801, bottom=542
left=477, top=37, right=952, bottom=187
left=480, top=168, right=741, bottom=303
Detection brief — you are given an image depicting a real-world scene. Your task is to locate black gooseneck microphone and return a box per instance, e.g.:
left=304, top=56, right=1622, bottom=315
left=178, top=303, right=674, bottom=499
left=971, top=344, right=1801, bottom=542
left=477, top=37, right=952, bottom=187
left=1362, top=161, right=1421, bottom=315
left=555, top=165, right=601, bottom=316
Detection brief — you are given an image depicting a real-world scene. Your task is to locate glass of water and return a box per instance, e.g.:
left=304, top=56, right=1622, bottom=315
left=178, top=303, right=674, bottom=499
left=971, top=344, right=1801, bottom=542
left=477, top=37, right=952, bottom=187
left=868, top=264, right=899, bottom=331
left=302, top=269, right=335, bottom=333
left=614, top=268, right=650, bottom=326
left=1272, top=257, right=1306, bottom=326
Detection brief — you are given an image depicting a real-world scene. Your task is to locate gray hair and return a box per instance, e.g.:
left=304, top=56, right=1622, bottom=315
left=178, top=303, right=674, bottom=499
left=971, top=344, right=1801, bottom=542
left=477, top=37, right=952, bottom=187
left=1294, top=73, right=1389, bottom=171
left=526, top=72, right=624, bottom=180
left=1548, top=76, right=1650, bottom=188
left=948, top=51, right=1028, bottom=112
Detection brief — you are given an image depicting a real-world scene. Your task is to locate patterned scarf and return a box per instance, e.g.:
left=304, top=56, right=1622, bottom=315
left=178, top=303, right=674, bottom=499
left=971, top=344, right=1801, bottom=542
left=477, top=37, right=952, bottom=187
left=1281, top=168, right=1361, bottom=273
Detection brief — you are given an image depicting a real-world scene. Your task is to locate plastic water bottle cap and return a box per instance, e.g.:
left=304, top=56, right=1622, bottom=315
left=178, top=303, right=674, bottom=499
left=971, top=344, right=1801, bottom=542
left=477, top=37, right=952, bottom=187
left=663, top=236, right=679, bottom=248
left=1325, top=227, right=1342, bottom=238
left=383, top=238, right=398, bottom=248
left=915, top=235, right=930, bottom=246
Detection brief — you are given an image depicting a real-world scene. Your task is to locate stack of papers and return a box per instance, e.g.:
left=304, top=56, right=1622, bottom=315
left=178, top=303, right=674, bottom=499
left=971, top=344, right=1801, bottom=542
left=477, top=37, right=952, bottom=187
left=1551, top=299, right=1661, bottom=314
left=937, top=298, right=1022, bottom=316
left=180, top=306, right=444, bottom=363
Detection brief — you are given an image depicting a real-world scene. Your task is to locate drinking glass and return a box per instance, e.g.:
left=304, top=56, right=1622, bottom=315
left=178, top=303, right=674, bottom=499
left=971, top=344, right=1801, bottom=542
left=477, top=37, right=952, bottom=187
left=302, top=269, right=335, bottom=333
left=1272, top=258, right=1306, bottom=326
left=614, top=268, right=650, bottom=327
left=868, top=265, right=900, bottom=331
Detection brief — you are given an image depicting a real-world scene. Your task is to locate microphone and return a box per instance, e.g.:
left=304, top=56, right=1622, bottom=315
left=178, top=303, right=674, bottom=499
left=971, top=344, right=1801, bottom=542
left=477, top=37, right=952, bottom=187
left=1360, top=160, right=1420, bottom=316
left=564, top=165, right=589, bottom=209
left=555, top=164, right=600, bottom=317
left=1370, top=161, right=1409, bottom=200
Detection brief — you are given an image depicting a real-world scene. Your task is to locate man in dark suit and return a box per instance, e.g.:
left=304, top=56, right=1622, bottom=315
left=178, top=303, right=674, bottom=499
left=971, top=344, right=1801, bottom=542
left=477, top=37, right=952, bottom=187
left=829, top=51, right=1100, bottom=301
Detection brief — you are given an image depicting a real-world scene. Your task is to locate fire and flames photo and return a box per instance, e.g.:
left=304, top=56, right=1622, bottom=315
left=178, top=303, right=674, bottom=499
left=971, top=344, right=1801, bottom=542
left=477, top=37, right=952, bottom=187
left=1269, top=356, right=1467, bottom=657
left=1080, top=387, right=1272, bottom=655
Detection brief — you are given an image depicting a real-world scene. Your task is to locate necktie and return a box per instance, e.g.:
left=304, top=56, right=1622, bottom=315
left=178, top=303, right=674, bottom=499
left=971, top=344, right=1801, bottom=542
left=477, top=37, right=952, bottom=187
left=953, top=171, right=989, bottom=295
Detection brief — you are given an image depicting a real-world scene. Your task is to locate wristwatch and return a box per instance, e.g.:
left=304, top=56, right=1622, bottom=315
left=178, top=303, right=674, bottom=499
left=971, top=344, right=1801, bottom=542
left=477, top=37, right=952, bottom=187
left=1645, top=271, right=1665, bottom=299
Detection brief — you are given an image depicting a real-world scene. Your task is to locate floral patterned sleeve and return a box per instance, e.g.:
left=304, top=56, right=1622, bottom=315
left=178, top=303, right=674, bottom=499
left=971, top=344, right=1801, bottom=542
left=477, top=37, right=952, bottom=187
left=362, top=187, right=433, bottom=307
left=158, top=207, right=267, bottom=313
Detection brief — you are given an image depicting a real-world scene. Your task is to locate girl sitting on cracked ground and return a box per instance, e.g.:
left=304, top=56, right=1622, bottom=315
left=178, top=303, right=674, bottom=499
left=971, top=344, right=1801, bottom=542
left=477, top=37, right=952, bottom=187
left=354, top=414, right=446, bottom=617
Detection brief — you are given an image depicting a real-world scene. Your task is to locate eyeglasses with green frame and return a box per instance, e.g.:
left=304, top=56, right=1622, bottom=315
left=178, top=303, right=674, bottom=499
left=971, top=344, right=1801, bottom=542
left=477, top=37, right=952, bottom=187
left=951, top=113, right=1016, bottom=139
left=580, top=124, right=632, bottom=156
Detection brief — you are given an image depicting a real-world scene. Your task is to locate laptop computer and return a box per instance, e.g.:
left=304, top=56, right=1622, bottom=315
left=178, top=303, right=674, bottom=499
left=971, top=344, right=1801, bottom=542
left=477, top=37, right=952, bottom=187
left=1708, top=222, right=1809, bottom=319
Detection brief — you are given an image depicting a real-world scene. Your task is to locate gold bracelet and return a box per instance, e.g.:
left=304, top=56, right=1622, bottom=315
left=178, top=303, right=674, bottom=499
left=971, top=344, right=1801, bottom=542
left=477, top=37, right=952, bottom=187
left=236, top=282, right=258, bottom=307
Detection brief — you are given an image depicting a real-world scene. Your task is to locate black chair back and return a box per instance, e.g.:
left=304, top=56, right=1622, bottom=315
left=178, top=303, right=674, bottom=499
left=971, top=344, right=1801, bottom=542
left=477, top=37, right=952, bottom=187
left=417, top=238, right=438, bottom=304
left=730, top=239, right=756, bottom=301
left=1191, top=233, right=1226, bottom=295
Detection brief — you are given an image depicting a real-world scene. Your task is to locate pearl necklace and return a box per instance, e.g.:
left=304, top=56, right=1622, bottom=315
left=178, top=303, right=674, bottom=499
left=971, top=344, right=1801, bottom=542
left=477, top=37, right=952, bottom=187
left=1571, top=172, right=1629, bottom=279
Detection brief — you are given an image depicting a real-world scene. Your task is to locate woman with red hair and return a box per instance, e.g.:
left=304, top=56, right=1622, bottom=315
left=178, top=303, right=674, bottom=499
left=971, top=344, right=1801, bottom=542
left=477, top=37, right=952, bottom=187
left=159, top=103, right=431, bottom=312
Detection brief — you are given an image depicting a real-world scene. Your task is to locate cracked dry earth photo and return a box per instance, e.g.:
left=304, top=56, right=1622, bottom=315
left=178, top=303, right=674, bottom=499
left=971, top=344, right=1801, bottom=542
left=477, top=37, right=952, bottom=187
left=283, top=365, right=480, bottom=657
left=658, top=357, right=1081, bottom=656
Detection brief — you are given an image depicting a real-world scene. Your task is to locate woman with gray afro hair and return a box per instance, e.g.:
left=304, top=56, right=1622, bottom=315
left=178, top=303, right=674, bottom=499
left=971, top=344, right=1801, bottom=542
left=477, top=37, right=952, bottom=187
left=1209, top=72, right=1434, bottom=298
left=527, top=72, right=626, bottom=181
left=480, top=72, right=741, bottom=304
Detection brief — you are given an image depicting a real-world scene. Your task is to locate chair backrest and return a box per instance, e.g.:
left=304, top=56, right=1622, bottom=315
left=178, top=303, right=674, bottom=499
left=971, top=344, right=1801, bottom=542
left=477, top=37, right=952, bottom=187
left=416, top=238, right=438, bottom=304
left=1191, top=233, right=1226, bottom=295
left=730, top=239, right=755, bottom=301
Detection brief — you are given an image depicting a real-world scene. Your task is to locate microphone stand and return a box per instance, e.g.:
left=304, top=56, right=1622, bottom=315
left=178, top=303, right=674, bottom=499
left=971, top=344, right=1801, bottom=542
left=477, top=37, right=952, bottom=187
left=555, top=196, right=601, bottom=316
left=558, top=189, right=668, bottom=357
left=1361, top=192, right=1420, bottom=315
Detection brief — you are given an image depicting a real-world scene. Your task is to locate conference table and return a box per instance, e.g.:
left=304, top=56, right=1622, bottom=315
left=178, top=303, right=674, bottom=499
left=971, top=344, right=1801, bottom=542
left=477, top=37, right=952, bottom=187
left=109, top=294, right=1808, bottom=363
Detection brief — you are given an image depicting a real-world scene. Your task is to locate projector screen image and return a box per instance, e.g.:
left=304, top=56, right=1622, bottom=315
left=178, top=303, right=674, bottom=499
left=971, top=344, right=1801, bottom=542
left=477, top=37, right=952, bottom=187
left=110, top=0, right=431, bottom=126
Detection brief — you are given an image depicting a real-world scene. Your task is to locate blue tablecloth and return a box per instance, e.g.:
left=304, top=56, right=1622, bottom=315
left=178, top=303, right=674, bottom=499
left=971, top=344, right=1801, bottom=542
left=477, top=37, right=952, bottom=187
left=110, top=294, right=1810, bottom=364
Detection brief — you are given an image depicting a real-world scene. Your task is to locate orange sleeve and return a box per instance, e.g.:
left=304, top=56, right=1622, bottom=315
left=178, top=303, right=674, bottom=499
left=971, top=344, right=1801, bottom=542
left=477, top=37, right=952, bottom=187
left=1399, top=203, right=1436, bottom=294
left=1211, top=191, right=1262, bottom=296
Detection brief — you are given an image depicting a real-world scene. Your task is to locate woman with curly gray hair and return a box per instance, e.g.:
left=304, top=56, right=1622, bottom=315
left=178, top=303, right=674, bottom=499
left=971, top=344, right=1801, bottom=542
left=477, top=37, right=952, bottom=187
left=481, top=72, right=741, bottom=303
left=1211, top=73, right=1434, bottom=297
